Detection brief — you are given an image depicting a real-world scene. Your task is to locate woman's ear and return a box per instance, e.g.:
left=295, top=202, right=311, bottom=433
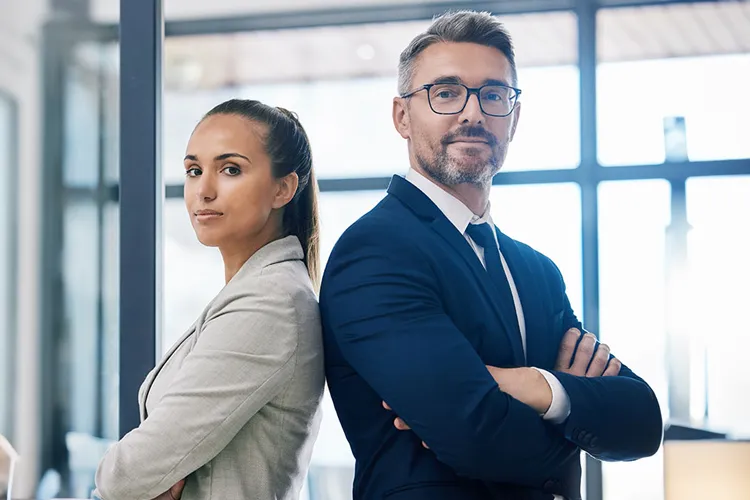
left=272, top=171, right=299, bottom=209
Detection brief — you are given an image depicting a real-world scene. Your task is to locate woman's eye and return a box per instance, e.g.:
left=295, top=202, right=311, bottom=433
left=223, top=166, right=241, bottom=176
left=185, top=167, right=201, bottom=177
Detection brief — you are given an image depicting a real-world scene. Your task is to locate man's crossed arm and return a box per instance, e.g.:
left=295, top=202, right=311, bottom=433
left=385, top=327, right=621, bottom=443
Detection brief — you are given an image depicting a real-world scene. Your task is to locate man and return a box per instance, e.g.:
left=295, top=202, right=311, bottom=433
left=319, top=10, right=662, bottom=500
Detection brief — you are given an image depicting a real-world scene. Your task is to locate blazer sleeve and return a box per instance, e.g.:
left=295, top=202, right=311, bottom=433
left=320, top=221, right=579, bottom=488
left=542, top=257, right=664, bottom=461
left=94, top=278, right=300, bottom=500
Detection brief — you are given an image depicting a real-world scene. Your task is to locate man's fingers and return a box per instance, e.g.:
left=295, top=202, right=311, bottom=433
left=422, top=441, right=429, bottom=449
left=603, top=357, right=622, bottom=377
left=382, top=401, right=392, bottom=411
left=570, top=332, right=597, bottom=376
left=555, top=328, right=581, bottom=370
left=586, top=343, right=611, bottom=377
left=394, top=417, right=411, bottom=430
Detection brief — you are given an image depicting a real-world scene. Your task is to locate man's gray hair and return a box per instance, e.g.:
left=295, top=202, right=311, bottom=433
left=397, top=10, right=517, bottom=95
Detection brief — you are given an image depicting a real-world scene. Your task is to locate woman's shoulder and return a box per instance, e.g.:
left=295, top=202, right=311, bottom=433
left=209, top=258, right=318, bottom=326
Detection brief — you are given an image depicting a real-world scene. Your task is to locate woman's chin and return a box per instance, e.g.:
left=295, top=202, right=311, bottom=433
left=195, top=234, right=222, bottom=248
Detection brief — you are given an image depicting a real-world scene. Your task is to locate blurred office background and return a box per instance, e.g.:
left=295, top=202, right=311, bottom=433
left=1, top=0, right=749, bottom=499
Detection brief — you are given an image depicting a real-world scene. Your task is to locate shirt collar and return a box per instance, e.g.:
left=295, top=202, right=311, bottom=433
left=405, top=168, right=495, bottom=234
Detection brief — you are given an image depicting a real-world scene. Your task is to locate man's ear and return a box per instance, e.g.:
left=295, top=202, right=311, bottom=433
left=393, top=97, right=411, bottom=140
left=509, top=101, right=521, bottom=142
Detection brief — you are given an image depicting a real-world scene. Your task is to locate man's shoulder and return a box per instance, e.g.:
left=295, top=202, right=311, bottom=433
left=338, top=193, right=424, bottom=243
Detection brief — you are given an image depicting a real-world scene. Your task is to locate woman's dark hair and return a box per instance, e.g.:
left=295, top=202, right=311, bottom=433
left=203, top=99, right=320, bottom=289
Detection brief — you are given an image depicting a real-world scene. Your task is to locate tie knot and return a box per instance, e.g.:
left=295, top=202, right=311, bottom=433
left=466, top=222, right=496, bottom=249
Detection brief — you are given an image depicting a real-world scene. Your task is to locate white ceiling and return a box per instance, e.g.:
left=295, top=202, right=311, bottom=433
left=91, top=0, right=476, bottom=22
left=153, top=2, right=750, bottom=90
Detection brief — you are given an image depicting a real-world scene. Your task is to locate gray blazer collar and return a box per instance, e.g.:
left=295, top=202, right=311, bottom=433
left=231, top=235, right=304, bottom=282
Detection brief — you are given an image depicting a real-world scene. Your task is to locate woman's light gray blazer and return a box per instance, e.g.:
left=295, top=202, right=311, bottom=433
left=93, top=235, right=324, bottom=500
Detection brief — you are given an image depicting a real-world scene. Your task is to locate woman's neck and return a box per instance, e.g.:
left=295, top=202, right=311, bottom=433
left=220, top=226, right=283, bottom=284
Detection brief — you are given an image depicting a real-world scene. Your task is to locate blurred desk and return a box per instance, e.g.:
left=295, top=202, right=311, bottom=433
left=664, top=439, right=750, bottom=500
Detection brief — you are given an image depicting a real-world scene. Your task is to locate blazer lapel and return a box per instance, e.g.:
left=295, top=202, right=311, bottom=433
left=137, top=236, right=305, bottom=421
left=139, top=324, right=196, bottom=420
left=388, top=176, right=526, bottom=366
left=495, top=229, right=549, bottom=368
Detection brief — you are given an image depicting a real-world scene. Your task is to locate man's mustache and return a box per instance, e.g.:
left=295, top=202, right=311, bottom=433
left=442, top=126, right=498, bottom=147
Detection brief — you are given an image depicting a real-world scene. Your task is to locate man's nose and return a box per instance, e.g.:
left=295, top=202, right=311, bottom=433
left=458, top=92, right=484, bottom=125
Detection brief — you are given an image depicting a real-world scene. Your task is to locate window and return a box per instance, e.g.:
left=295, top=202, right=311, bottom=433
left=504, top=65, right=580, bottom=172
left=686, top=176, right=750, bottom=436
left=598, top=179, right=672, bottom=500
left=597, top=3, right=750, bottom=166
left=490, top=183, right=583, bottom=315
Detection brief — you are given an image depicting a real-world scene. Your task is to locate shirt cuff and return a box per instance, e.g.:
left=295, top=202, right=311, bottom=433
left=533, top=368, right=571, bottom=424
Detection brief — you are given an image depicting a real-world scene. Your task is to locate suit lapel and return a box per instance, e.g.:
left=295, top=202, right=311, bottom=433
left=388, top=176, right=526, bottom=366
left=430, top=218, right=526, bottom=365
left=495, top=229, right=549, bottom=368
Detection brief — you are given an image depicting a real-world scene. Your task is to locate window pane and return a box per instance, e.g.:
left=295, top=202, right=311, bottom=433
left=0, top=94, right=14, bottom=436
left=489, top=183, right=583, bottom=316
left=598, top=180, right=671, bottom=500
left=597, top=4, right=750, bottom=166
left=505, top=66, right=580, bottom=171
left=686, top=176, right=750, bottom=436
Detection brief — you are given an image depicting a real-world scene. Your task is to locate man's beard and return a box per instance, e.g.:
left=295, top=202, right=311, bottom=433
left=416, top=126, right=505, bottom=187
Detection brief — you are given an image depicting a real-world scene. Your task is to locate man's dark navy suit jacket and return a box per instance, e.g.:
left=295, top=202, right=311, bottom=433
left=319, top=175, right=663, bottom=500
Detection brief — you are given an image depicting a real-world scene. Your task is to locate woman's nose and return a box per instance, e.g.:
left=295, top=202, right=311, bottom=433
left=196, top=176, right=217, bottom=201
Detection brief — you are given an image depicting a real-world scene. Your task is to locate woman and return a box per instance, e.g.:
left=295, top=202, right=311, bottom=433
left=93, top=99, right=324, bottom=500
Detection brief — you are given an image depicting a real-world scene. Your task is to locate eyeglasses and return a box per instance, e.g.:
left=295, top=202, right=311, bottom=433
left=400, top=82, right=522, bottom=117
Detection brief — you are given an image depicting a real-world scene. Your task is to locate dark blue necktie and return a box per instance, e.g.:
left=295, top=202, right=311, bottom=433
left=465, top=222, right=520, bottom=338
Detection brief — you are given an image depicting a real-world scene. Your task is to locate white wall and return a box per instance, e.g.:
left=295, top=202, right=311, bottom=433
left=0, top=0, right=47, bottom=497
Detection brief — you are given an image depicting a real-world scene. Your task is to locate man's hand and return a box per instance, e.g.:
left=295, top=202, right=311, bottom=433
left=382, top=401, right=430, bottom=448
left=151, top=479, right=185, bottom=500
left=555, top=328, right=621, bottom=377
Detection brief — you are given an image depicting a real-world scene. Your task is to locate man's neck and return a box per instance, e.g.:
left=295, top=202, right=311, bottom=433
left=412, top=165, right=491, bottom=217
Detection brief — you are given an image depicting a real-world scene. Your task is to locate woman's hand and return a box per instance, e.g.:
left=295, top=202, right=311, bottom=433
left=151, top=479, right=185, bottom=500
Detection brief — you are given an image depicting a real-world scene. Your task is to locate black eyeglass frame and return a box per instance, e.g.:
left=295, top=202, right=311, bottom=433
left=400, top=82, right=522, bottom=118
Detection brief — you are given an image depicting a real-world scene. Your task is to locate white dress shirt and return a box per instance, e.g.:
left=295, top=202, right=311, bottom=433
left=405, top=168, right=571, bottom=423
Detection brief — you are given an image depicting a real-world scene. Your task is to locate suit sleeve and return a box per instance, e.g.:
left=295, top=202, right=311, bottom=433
left=320, top=222, right=579, bottom=487
left=542, top=257, right=664, bottom=461
left=94, top=280, right=300, bottom=500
